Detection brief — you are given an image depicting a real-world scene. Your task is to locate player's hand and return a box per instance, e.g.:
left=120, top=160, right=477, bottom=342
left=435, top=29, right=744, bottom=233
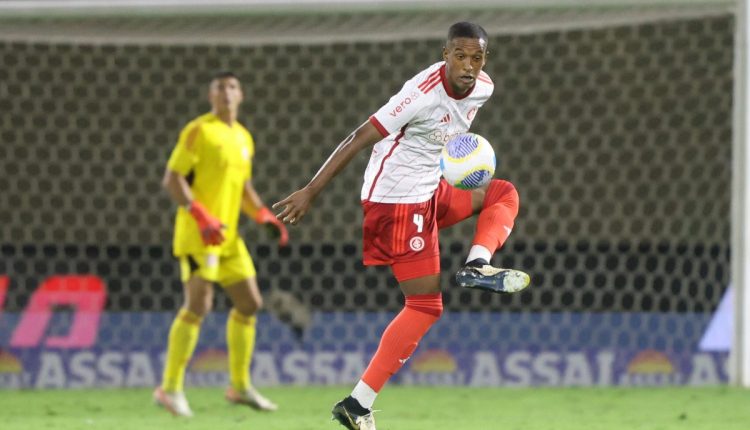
left=272, top=187, right=315, bottom=225
left=254, top=207, right=289, bottom=247
left=188, top=201, right=226, bottom=246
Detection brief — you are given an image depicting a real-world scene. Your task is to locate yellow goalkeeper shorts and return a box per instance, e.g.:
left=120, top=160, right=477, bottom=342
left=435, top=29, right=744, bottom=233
left=178, top=238, right=256, bottom=287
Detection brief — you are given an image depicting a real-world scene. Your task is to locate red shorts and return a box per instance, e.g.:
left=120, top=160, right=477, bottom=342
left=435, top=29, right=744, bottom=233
left=362, top=180, right=475, bottom=282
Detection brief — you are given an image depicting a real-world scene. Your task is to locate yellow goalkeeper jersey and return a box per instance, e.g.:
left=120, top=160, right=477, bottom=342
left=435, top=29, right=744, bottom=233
left=167, top=113, right=254, bottom=256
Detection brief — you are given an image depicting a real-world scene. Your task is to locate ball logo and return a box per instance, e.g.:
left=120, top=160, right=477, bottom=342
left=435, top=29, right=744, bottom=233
left=409, top=236, right=425, bottom=252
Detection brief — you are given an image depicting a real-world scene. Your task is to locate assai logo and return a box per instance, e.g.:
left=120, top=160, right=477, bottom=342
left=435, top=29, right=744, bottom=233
left=627, top=350, right=674, bottom=374
left=0, top=349, right=27, bottom=388
left=0, top=350, right=23, bottom=373
left=187, top=348, right=229, bottom=387
left=402, top=349, right=464, bottom=385
left=191, top=349, right=228, bottom=373
left=619, top=350, right=681, bottom=385
left=410, top=349, right=457, bottom=373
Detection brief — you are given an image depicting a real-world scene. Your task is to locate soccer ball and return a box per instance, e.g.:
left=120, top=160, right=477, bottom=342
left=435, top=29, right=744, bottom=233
left=440, top=133, right=496, bottom=190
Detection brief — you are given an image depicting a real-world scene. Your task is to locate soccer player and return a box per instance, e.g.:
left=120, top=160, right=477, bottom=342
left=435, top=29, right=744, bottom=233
left=273, top=22, right=530, bottom=430
left=153, top=71, right=288, bottom=417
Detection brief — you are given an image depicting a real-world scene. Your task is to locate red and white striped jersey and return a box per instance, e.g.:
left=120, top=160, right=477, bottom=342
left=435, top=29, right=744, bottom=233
left=361, top=61, right=494, bottom=203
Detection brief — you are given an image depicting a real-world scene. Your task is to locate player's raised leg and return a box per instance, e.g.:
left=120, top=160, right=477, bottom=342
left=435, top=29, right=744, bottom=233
left=154, top=273, right=213, bottom=417
left=223, top=274, right=278, bottom=412
left=436, top=179, right=530, bottom=293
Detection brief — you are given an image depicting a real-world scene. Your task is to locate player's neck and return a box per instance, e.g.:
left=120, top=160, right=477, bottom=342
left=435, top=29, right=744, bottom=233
left=213, top=110, right=238, bottom=126
left=450, top=82, right=470, bottom=97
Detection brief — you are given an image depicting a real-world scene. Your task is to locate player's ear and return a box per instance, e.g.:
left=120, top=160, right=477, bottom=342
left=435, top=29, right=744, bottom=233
left=442, top=45, right=448, bottom=61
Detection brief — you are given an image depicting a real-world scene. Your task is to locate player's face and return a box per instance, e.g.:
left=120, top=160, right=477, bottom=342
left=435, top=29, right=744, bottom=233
left=209, top=77, right=243, bottom=114
left=443, top=37, right=487, bottom=95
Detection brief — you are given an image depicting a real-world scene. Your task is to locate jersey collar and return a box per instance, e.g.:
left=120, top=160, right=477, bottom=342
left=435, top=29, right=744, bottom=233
left=440, top=63, right=475, bottom=100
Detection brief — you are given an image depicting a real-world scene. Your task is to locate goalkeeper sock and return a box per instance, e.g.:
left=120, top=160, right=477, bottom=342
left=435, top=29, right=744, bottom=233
left=227, top=308, right=257, bottom=391
left=360, top=293, right=443, bottom=393
left=161, top=309, right=202, bottom=392
left=471, top=179, right=519, bottom=256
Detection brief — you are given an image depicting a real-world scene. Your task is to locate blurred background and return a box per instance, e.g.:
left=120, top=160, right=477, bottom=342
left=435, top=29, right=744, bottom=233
left=0, top=0, right=735, bottom=391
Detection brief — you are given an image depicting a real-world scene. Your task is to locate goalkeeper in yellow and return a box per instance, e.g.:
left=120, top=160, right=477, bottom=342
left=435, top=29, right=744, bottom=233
left=153, top=71, right=288, bottom=417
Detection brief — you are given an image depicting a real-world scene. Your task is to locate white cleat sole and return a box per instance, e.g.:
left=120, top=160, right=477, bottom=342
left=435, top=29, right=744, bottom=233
left=456, top=266, right=531, bottom=294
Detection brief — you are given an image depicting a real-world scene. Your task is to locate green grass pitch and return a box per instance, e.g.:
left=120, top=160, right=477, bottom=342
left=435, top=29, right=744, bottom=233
left=1, top=386, right=748, bottom=429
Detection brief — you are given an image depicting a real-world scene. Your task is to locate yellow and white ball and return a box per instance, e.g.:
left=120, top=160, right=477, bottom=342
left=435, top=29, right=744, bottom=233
left=440, top=133, right=496, bottom=190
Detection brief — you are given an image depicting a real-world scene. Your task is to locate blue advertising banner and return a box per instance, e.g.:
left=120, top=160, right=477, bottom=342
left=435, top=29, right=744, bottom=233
left=0, top=311, right=729, bottom=388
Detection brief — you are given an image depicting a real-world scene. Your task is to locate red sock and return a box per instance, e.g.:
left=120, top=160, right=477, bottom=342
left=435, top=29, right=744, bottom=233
left=361, top=293, right=443, bottom=392
left=473, top=180, right=519, bottom=254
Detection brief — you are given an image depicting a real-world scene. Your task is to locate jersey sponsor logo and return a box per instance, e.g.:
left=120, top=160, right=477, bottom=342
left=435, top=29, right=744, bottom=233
left=388, top=91, right=420, bottom=117
left=428, top=129, right=462, bottom=145
left=409, top=236, right=425, bottom=252
left=440, top=113, right=451, bottom=123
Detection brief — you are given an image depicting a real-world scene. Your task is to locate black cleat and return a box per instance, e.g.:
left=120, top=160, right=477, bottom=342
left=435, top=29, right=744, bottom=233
left=456, top=261, right=530, bottom=294
left=331, top=396, right=376, bottom=429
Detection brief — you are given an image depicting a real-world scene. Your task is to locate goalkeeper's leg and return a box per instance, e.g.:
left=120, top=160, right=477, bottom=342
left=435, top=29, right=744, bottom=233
left=155, top=274, right=214, bottom=417
left=224, top=274, right=277, bottom=412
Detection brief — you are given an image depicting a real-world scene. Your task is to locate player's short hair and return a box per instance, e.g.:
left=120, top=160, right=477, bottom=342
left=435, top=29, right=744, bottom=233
left=447, top=22, right=488, bottom=46
left=210, top=70, right=240, bottom=82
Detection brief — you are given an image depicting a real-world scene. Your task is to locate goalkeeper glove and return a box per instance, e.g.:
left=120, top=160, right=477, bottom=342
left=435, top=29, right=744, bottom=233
left=254, top=207, right=289, bottom=247
left=188, top=201, right=225, bottom=246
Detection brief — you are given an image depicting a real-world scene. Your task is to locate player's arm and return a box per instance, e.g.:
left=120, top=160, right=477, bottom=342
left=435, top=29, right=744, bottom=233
left=241, top=179, right=289, bottom=247
left=163, top=123, right=225, bottom=246
left=162, top=168, right=225, bottom=246
left=273, top=120, right=383, bottom=225
left=162, top=169, right=194, bottom=208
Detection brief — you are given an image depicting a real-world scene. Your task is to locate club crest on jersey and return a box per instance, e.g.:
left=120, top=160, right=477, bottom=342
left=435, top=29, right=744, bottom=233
left=409, top=236, right=425, bottom=252
left=467, top=107, right=477, bottom=121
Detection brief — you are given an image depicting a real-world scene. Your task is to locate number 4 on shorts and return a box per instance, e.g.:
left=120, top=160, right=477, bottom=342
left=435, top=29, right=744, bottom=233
left=413, top=214, right=424, bottom=233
